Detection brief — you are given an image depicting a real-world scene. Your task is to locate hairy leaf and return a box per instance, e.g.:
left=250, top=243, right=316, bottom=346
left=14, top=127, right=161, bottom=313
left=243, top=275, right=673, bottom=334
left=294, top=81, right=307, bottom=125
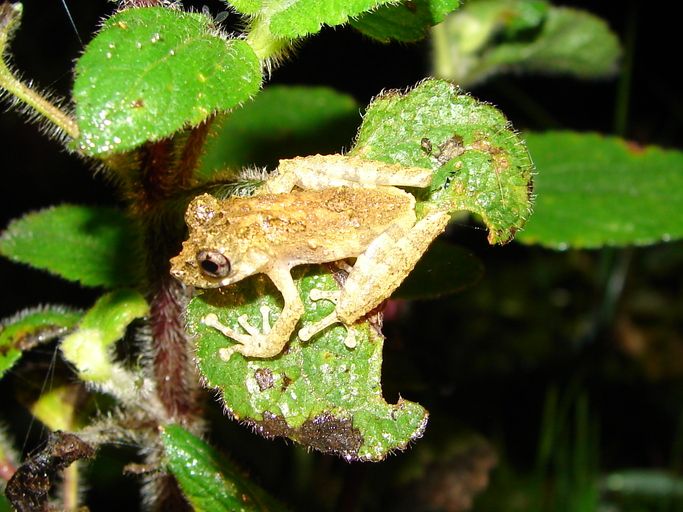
left=0, top=205, right=140, bottom=288
left=199, top=85, right=359, bottom=179
left=61, top=290, right=148, bottom=382
left=437, top=0, right=621, bottom=87
left=352, top=78, right=533, bottom=244
left=73, top=7, right=261, bottom=156
left=234, top=0, right=399, bottom=38
left=162, top=424, right=287, bottom=511
left=518, top=132, right=683, bottom=248
left=352, top=0, right=460, bottom=43
left=190, top=267, right=428, bottom=461
left=0, top=306, right=81, bottom=379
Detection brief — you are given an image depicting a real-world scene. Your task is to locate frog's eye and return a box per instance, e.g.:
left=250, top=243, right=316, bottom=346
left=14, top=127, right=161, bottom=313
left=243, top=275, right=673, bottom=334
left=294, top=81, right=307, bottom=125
left=196, top=250, right=231, bottom=278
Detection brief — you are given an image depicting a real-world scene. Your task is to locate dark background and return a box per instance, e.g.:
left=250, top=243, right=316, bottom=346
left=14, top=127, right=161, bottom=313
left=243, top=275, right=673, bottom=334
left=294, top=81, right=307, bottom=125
left=1, top=1, right=682, bottom=510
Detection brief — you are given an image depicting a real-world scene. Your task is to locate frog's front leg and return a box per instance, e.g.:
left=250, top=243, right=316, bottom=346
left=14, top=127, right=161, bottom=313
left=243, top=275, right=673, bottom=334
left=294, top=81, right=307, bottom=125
left=205, top=265, right=304, bottom=360
left=299, top=211, right=450, bottom=344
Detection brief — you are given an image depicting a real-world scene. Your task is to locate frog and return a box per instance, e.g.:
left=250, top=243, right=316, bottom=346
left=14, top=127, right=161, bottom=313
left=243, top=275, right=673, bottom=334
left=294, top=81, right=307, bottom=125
left=170, top=154, right=450, bottom=361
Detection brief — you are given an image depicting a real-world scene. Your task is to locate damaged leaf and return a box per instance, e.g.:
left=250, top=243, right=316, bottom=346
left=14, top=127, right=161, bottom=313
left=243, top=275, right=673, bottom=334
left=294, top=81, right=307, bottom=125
left=352, top=78, right=534, bottom=244
left=5, top=432, right=95, bottom=512
left=189, top=266, right=428, bottom=461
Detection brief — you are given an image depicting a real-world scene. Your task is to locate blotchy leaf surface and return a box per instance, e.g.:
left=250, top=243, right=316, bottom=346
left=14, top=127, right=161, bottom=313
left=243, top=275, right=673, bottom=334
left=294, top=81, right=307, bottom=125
left=162, top=424, right=287, bottom=511
left=73, top=7, right=261, bottom=156
left=0, top=205, right=141, bottom=288
left=0, top=306, right=81, bottom=379
left=351, top=0, right=460, bottom=43
left=199, top=86, right=359, bottom=178
left=190, top=267, right=428, bottom=461
left=233, top=0, right=399, bottom=38
left=518, top=132, right=683, bottom=248
left=352, top=78, right=533, bottom=244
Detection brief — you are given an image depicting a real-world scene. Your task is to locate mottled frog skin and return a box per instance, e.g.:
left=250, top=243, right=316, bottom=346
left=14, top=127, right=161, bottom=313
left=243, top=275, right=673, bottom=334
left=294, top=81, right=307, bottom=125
left=170, top=154, right=449, bottom=360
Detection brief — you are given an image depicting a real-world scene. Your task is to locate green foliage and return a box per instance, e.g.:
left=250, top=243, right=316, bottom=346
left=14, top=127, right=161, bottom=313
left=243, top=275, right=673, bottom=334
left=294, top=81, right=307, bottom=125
left=73, top=7, right=261, bottom=157
left=0, top=205, right=140, bottom=288
left=61, top=290, right=148, bottom=382
left=435, top=0, right=621, bottom=87
left=352, top=78, right=534, bottom=244
left=351, top=0, right=460, bottom=43
left=199, top=85, right=359, bottom=178
left=0, top=306, right=81, bottom=379
left=161, top=424, right=287, bottom=511
left=189, top=266, right=427, bottom=461
left=518, top=132, right=683, bottom=248
left=231, top=0, right=398, bottom=38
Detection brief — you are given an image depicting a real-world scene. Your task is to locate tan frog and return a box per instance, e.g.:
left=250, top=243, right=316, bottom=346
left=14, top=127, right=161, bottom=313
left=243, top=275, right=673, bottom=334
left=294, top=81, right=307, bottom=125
left=170, top=154, right=449, bottom=360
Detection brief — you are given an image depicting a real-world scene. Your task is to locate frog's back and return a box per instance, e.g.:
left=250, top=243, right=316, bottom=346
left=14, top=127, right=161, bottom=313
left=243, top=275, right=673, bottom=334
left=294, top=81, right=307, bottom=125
left=227, top=186, right=415, bottom=263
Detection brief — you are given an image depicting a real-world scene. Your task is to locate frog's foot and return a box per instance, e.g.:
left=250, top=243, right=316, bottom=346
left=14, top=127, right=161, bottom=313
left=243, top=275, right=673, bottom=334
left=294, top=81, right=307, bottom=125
left=202, top=306, right=277, bottom=360
left=298, top=288, right=358, bottom=349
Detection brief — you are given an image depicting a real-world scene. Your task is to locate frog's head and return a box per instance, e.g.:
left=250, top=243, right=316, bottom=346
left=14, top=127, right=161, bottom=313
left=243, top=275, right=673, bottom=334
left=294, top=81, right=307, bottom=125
left=170, top=193, right=269, bottom=288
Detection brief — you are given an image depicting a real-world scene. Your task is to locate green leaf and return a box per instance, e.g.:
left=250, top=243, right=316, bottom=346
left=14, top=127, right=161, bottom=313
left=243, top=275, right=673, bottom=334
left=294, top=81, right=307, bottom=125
left=190, top=266, right=428, bottom=461
left=199, top=85, right=359, bottom=179
left=61, top=290, right=148, bottom=382
left=0, top=205, right=141, bottom=288
left=437, top=0, right=621, bottom=87
left=0, top=306, right=81, bottom=379
left=162, top=424, right=287, bottom=511
left=517, top=132, right=683, bottom=248
left=73, top=7, right=261, bottom=157
left=234, top=0, right=399, bottom=39
left=393, top=240, right=483, bottom=299
left=351, top=0, right=460, bottom=43
left=351, top=78, right=533, bottom=244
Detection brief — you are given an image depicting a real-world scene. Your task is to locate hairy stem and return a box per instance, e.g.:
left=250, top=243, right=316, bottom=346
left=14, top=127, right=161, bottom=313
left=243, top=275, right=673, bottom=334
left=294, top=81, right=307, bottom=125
left=129, top=128, right=208, bottom=509
left=1, top=3, right=78, bottom=139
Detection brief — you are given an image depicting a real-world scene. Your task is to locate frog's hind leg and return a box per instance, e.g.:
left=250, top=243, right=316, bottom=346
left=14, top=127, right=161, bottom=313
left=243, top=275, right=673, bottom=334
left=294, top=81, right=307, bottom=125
left=260, top=154, right=433, bottom=194
left=299, top=211, right=450, bottom=345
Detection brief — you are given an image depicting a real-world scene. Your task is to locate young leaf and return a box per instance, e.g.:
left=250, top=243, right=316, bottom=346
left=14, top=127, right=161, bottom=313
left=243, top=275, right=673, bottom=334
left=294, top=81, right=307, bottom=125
left=351, top=0, right=460, bottom=43
left=30, top=385, right=82, bottom=432
left=0, top=306, right=81, bottom=379
left=517, top=132, right=683, bottom=248
left=0, top=205, right=140, bottom=288
left=393, top=240, right=483, bottom=300
left=234, top=0, right=398, bottom=39
left=190, top=266, right=428, bottom=461
left=352, top=78, right=533, bottom=244
left=61, top=290, right=148, bottom=382
left=436, top=0, right=621, bottom=87
left=161, top=424, right=287, bottom=511
left=73, top=7, right=261, bottom=157
left=199, top=85, right=359, bottom=179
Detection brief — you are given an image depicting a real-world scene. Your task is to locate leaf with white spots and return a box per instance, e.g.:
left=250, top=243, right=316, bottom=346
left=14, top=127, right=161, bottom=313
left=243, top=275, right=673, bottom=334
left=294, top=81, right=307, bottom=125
left=73, top=7, right=261, bottom=157
left=189, top=266, right=428, bottom=462
left=352, top=79, right=534, bottom=244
